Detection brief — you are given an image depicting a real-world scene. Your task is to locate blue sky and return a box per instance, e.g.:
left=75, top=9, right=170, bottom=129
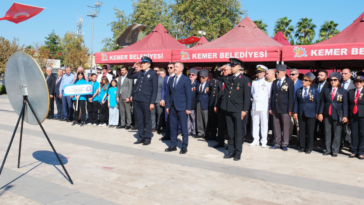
left=1, top=0, right=364, bottom=53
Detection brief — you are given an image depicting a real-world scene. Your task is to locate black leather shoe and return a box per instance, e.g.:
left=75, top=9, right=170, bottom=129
left=180, top=148, right=187, bottom=154
left=131, top=127, right=138, bottom=130
left=205, top=137, right=215, bottom=141
left=66, top=119, right=71, bottom=122
left=60, top=118, right=65, bottom=121
left=160, top=136, right=171, bottom=141
left=323, top=151, right=330, bottom=156
left=143, top=141, right=151, bottom=146
left=165, top=147, right=177, bottom=152
left=80, top=122, right=85, bottom=127
left=213, top=143, right=225, bottom=148
left=332, top=153, right=338, bottom=157
left=298, top=148, right=304, bottom=153
left=234, top=155, right=241, bottom=161
left=125, top=126, right=131, bottom=130
left=71, top=122, right=77, bottom=126
left=134, top=139, right=145, bottom=144
left=305, top=151, right=312, bottom=154
left=116, top=125, right=124, bottom=129
left=224, top=153, right=235, bottom=159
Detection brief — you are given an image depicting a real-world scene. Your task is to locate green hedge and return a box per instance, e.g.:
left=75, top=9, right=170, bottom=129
left=0, top=85, right=6, bottom=95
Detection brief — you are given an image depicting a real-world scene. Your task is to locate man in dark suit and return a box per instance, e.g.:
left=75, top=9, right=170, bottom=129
left=188, top=68, right=199, bottom=137
left=269, top=64, right=295, bottom=151
left=160, top=63, right=175, bottom=140
left=54, top=69, right=63, bottom=120
left=289, top=68, right=303, bottom=145
left=341, top=68, right=355, bottom=91
left=196, top=69, right=210, bottom=138
left=46, top=67, right=56, bottom=119
left=127, top=57, right=158, bottom=145
left=206, top=66, right=219, bottom=141
left=214, top=59, right=251, bottom=161
left=151, top=72, right=165, bottom=133
left=130, top=62, right=141, bottom=130
left=165, top=62, right=192, bottom=154
left=313, top=70, right=329, bottom=142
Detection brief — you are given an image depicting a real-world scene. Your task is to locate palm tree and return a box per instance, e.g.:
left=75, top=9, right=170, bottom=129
left=253, top=19, right=268, bottom=34
left=274, top=17, right=294, bottom=40
left=295, top=18, right=316, bottom=45
left=319, top=20, right=340, bottom=41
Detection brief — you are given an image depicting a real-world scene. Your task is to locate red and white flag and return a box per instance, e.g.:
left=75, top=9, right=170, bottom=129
left=0, top=3, right=44, bottom=24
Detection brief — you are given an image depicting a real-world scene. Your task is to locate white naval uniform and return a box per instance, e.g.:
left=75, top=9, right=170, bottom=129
left=251, top=78, right=272, bottom=145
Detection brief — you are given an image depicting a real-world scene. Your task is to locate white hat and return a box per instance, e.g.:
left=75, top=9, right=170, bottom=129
left=256, top=64, right=268, bottom=72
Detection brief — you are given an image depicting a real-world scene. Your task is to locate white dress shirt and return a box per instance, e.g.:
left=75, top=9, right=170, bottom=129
left=302, top=86, right=310, bottom=98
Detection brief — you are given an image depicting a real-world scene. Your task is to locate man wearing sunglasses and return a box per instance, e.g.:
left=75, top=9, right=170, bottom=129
left=205, top=66, right=219, bottom=141
left=289, top=69, right=302, bottom=147
left=160, top=63, right=176, bottom=140
left=188, top=68, right=199, bottom=137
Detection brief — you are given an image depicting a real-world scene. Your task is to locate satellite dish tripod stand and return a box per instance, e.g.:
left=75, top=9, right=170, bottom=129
left=0, top=94, right=73, bottom=184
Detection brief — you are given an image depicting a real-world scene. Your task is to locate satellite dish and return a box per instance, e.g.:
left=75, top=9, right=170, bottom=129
left=0, top=52, right=73, bottom=184
left=5, top=52, right=49, bottom=125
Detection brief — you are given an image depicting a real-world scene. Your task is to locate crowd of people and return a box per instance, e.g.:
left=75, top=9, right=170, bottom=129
left=44, top=57, right=364, bottom=161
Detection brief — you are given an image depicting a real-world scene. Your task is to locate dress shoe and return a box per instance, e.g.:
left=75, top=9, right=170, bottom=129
left=143, top=141, right=151, bottom=146
left=213, top=143, right=225, bottom=148
left=234, top=155, right=241, bottom=161
left=80, top=122, right=85, bottom=127
left=180, top=148, right=187, bottom=154
left=116, top=125, right=125, bottom=129
left=134, top=139, right=145, bottom=144
left=165, top=147, right=177, bottom=152
left=131, top=126, right=138, bottom=130
left=160, top=136, right=171, bottom=141
left=223, top=153, right=235, bottom=159
left=282, top=146, right=288, bottom=151
left=125, top=126, right=131, bottom=130
left=71, top=122, right=77, bottom=126
left=66, top=119, right=71, bottom=122
left=332, top=153, right=338, bottom=157
left=305, top=151, right=312, bottom=154
left=349, top=154, right=356, bottom=158
left=298, top=148, right=304, bottom=153
left=60, top=118, right=65, bottom=121
left=323, top=151, right=330, bottom=156
left=269, top=145, right=280, bottom=149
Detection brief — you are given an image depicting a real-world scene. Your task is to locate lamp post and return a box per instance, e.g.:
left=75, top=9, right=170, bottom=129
left=171, top=22, right=184, bottom=39
left=87, top=1, right=102, bottom=73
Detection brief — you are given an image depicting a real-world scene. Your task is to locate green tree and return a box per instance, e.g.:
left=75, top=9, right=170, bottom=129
left=44, top=30, right=62, bottom=59
left=171, top=0, right=244, bottom=40
left=0, top=37, right=24, bottom=75
left=274, top=17, right=294, bottom=40
left=253, top=19, right=268, bottom=34
left=102, top=7, right=131, bottom=52
left=61, top=32, right=89, bottom=69
left=295, top=18, right=316, bottom=45
left=319, top=20, right=340, bottom=41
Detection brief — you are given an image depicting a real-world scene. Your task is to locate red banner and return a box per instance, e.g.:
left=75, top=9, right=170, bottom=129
left=95, top=50, right=173, bottom=64
left=172, top=47, right=281, bottom=63
left=283, top=43, right=364, bottom=61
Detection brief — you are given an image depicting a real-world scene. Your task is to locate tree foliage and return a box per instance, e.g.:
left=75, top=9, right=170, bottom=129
left=295, top=18, right=316, bottom=45
left=61, top=32, right=89, bottom=70
left=0, top=37, right=24, bottom=75
left=319, top=20, right=340, bottom=41
left=274, top=17, right=294, bottom=40
left=44, top=30, right=62, bottom=60
left=171, top=0, right=244, bottom=40
left=253, top=19, right=268, bottom=34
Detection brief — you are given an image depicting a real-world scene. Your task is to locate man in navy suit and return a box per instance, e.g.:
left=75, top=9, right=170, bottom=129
left=54, top=69, right=63, bottom=120
left=196, top=69, right=210, bottom=138
left=127, top=56, right=158, bottom=145
left=289, top=68, right=303, bottom=146
left=188, top=68, right=199, bottom=137
left=159, top=63, right=175, bottom=140
left=165, top=62, right=192, bottom=154
left=269, top=64, right=295, bottom=151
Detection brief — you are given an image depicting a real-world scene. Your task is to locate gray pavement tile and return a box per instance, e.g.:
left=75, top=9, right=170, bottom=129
left=11, top=186, right=64, bottom=204
left=64, top=192, right=100, bottom=204
left=83, top=199, right=119, bottom=205
left=42, top=185, right=79, bottom=197
left=48, top=199, right=81, bottom=205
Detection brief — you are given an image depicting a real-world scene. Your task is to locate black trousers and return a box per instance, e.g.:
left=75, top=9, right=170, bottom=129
left=298, top=113, right=316, bottom=152
left=73, top=100, right=86, bottom=122
left=88, top=101, right=99, bottom=124
left=349, top=115, right=364, bottom=155
left=48, top=97, right=54, bottom=118
left=207, top=106, right=218, bottom=138
left=217, top=109, right=226, bottom=143
left=55, top=95, right=63, bottom=118
left=225, top=111, right=243, bottom=156
left=134, top=100, right=152, bottom=141
left=99, top=100, right=109, bottom=124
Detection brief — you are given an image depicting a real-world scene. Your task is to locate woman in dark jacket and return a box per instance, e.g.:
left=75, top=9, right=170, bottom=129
left=318, top=72, right=348, bottom=157
left=348, top=75, right=364, bottom=160
left=293, top=72, right=320, bottom=154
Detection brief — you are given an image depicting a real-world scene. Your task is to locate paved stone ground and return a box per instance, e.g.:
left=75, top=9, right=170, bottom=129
left=0, top=95, right=364, bottom=204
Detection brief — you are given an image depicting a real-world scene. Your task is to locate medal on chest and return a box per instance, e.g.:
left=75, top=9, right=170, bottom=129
left=360, top=93, right=363, bottom=100
left=236, top=83, right=240, bottom=90
left=281, top=84, right=288, bottom=91
left=337, top=94, right=342, bottom=101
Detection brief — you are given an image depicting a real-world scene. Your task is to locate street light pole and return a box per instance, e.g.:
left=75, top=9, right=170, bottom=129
left=87, top=1, right=102, bottom=73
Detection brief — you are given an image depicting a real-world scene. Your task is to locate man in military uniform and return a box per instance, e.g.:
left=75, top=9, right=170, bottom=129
left=127, top=56, right=158, bottom=145
left=214, top=58, right=251, bottom=161
left=188, top=68, right=199, bottom=137
left=206, top=66, right=219, bottom=141
left=250, top=65, right=272, bottom=148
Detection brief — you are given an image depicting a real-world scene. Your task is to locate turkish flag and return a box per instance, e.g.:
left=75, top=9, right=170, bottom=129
left=0, top=3, right=44, bottom=24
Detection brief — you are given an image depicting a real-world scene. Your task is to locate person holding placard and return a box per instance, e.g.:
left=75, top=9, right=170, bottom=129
left=71, top=72, right=87, bottom=126
left=108, top=79, right=119, bottom=128
left=87, top=73, right=100, bottom=126
left=99, top=77, right=110, bottom=127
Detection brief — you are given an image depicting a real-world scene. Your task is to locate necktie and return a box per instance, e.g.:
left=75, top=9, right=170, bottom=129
left=304, top=88, right=308, bottom=99
left=329, top=88, right=336, bottom=116
left=318, top=83, right=322, bottom=92
left=277, top=80, right=281, bottom=91
left=222, top=83, right=225, bottom=90
left=56, top=77, right=60, bottom=85
left=199, top=84, right=202, bottom=92
left=173, top=76, right=177, bottom=87
left=354, top=89, right=360, bottom=114
left=342, top=81, right=346, bottom=88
